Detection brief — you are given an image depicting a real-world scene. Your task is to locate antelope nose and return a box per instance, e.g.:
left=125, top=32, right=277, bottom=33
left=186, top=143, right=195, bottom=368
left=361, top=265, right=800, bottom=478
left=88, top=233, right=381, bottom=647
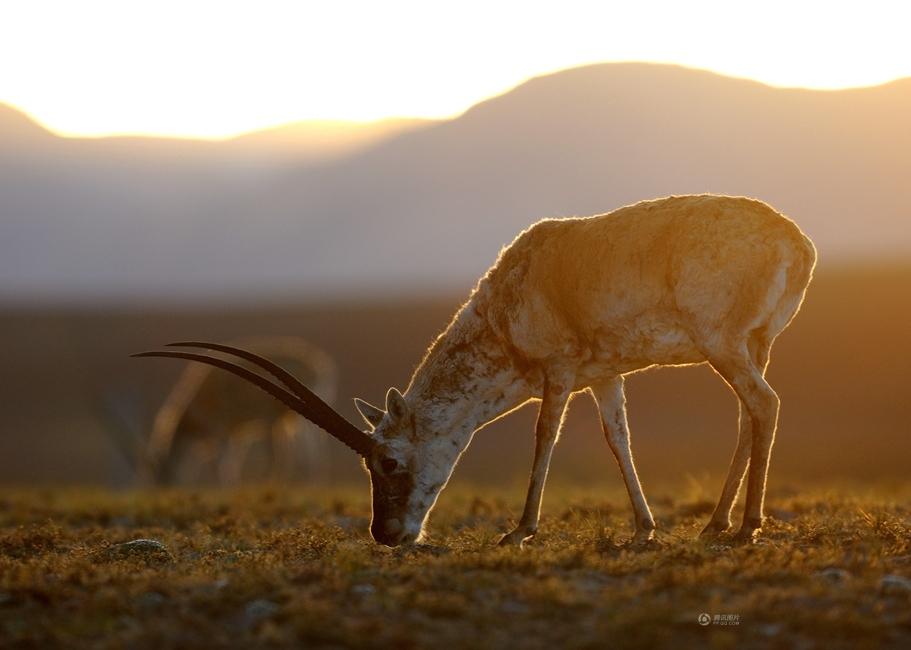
left=371, top=518, right=406, bottom=546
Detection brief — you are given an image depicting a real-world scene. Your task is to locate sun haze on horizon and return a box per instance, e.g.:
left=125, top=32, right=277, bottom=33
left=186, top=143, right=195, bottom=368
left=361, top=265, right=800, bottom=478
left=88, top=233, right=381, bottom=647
left=2, top=0, right=910, bottom=139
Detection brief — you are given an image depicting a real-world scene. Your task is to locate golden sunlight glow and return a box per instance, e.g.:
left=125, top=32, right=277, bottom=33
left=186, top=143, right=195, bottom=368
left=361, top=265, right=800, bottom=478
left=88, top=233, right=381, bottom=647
left=2, top=0, right=910, bottom=139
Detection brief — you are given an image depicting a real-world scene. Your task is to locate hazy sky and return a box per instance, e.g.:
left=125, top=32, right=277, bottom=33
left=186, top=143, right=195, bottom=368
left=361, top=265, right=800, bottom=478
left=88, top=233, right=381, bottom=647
left=2, top=1, right=910, bottom=138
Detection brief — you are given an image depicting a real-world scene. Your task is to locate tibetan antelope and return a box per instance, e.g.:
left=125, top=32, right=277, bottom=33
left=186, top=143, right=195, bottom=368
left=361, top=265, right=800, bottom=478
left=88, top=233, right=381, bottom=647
left=141, top=336, right=337, bottom=485
left=136, top=195, right=816, bottom=546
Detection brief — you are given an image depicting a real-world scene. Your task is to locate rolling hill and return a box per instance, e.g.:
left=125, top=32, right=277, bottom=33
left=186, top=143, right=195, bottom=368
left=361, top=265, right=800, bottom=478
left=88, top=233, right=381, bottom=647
left=1, top=63, right=909, bottom=302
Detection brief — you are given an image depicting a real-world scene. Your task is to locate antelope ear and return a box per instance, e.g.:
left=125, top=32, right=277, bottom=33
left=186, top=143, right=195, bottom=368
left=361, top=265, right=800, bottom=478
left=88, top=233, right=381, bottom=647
left=385, top=387, right=409, bottom=422
left=354, top=397, right=385, bottom=430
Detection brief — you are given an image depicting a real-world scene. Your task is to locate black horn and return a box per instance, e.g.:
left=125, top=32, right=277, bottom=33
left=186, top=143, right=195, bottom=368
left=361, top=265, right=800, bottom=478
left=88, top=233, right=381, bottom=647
left=131, top=343, right=375, bottom=457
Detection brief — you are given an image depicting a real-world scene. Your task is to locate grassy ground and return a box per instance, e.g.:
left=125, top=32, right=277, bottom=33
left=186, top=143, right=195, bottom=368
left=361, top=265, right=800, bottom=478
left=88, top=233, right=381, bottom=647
left=1, top=483, right=910, bottom=649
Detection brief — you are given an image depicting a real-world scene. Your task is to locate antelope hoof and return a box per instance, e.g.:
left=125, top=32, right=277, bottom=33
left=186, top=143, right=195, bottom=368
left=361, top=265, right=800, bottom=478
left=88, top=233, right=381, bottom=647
left=733, top=516, right=764, bottom=544
left=699, top=520, right=731, bottom=539
left=632, top=528, right=656, bottom=546
left=732, top=526, right=760, bottom=545
left=497, top=528, right=535, bottom=548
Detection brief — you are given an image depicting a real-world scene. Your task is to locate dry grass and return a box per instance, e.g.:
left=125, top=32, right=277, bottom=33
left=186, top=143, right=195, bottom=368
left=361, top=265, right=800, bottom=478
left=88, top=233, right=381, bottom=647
left=1, top=483, right=910, bottom=649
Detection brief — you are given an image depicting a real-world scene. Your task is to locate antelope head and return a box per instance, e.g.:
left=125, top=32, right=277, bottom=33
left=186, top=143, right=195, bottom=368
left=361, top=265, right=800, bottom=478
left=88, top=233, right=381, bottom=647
left=352, top=390, right=451, bottom=546
left=134, top=341, right=430, bottom=546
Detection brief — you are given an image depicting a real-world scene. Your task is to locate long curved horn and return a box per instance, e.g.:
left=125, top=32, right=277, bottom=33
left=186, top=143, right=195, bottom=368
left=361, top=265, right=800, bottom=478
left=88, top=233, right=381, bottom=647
left=131, top=348, right=375, bottom=457
left=165, top=341, right=319, bottom=403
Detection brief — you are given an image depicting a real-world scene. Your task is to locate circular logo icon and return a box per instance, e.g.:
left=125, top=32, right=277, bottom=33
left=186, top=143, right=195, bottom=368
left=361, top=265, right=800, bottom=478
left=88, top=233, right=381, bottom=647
left=698, top=613, right=712, bottom=626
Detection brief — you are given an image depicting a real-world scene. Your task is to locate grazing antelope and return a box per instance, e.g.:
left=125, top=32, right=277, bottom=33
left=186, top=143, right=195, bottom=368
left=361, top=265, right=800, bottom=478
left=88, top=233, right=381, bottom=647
left=141, top=336, right=337, bottom=485
left=136, top=195, right=816, bottom=546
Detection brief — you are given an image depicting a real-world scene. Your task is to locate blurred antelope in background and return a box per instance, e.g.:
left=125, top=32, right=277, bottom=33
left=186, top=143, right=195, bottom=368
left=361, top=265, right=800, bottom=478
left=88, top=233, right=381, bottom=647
left=128, top=336, right=337, bottom=485
left=138, top=194, right=816, bottom=545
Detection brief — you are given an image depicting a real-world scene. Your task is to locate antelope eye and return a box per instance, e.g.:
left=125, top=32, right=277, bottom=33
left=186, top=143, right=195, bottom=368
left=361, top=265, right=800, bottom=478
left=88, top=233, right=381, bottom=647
left=380, top=458, right=399, bottom=474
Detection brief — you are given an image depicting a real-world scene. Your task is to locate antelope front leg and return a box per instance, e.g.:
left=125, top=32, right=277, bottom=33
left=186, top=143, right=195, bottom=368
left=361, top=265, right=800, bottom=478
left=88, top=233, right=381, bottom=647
left=592, top=377, right=656, bottom=544
left=498, top=374, right=573, bottom=547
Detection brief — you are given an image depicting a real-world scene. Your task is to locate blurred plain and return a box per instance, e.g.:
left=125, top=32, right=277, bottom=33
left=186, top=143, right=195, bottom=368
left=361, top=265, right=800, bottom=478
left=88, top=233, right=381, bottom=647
left=1, top=63, right=908, bottom=488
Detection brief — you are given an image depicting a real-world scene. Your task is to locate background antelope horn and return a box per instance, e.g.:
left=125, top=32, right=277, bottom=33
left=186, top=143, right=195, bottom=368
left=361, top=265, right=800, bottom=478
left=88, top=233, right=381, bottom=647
left=165, top=341, right=319, bottom=404
left=131, top=350, right=375, bottom=457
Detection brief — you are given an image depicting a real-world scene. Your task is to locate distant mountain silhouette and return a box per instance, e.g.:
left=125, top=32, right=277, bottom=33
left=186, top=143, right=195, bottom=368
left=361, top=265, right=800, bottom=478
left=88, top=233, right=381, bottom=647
left=1, top=63, right=909, bottom=302
left=0, top=103, right=56, bottom=145
left=227, top=118, right=430, bottom=160
left=0, top=102, right=428, bottom=164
